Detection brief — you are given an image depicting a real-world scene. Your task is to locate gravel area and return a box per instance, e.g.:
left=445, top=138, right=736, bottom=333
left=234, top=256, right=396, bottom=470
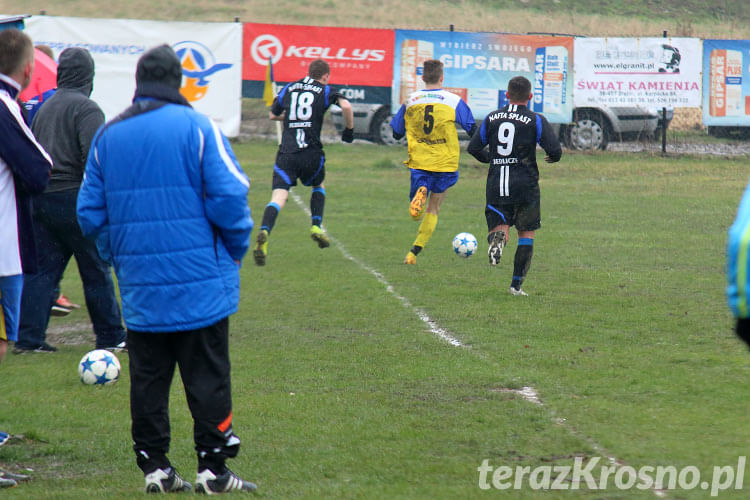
left=608, top=141, right=750, bottom=156
left=239, top=118, right=750, bottom=156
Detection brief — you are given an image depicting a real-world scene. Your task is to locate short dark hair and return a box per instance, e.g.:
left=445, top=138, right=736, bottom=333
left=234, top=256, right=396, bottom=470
left=35, top=44, right=54, bottom=60
left=422, top=59, right=443, bottom=85
left=308, top=59, right=330, bottom=80
left=507, top=76, right=532, bottom=102
left=0, top=29, right=33, bottom=76
left=136, top=44, right=183, bottom=89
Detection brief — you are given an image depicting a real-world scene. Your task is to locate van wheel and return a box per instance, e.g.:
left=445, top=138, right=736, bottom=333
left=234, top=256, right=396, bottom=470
left=370, top=108, right=405, bottom=146
left=566, top=110, right=609, bottom=150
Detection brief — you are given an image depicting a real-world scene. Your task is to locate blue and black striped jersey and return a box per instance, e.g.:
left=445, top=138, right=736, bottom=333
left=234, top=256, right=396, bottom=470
left=272, top=76, right=344, bottom=154
left=468, top=103, right=561, bottom=202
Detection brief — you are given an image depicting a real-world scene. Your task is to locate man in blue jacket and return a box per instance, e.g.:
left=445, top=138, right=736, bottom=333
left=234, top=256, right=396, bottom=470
left=728, top=181, right=750, bottom=348
left=77, top=44, right=255, bottom=495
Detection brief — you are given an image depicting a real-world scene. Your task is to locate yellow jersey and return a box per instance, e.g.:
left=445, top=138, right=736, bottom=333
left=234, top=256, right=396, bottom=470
left=390, top=89, right=476, bottom=173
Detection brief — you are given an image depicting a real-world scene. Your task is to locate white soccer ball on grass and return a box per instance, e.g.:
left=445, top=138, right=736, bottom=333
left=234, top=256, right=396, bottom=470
left=78, top=349, right=121, bottom=385
left=452, top=232, right=478, bottom=258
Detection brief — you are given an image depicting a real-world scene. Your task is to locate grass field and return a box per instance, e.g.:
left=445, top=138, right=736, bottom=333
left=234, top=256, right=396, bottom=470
left=1, top=141, right=749, bottom=499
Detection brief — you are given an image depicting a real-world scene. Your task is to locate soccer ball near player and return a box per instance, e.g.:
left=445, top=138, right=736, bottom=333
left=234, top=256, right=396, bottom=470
left=78, top=349, right=121, bottom=385
left=452, top=232, right=478, bottom=258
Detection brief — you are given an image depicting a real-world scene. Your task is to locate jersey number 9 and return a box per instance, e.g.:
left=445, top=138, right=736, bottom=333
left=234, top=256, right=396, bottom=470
left=497, top=122, right=515, bottom=156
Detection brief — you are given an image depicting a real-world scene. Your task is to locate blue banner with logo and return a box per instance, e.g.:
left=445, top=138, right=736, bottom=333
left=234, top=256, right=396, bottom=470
left=392, top=30, right=574, bottom=123
left=703, top=39, right=750, bottom=127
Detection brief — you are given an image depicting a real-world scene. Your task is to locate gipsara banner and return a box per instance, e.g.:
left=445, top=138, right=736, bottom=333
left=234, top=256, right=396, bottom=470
left=392, top=30, right=574, bottom=123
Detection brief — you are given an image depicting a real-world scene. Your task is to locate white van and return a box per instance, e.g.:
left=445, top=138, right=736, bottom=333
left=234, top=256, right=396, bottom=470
left=330, top=103, right=672, bottom=150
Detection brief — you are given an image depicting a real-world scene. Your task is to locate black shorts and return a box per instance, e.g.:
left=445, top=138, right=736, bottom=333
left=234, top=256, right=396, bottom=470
left=485, top=198, right=541, bottom=232
left=272, top=150, right=326, bottom=190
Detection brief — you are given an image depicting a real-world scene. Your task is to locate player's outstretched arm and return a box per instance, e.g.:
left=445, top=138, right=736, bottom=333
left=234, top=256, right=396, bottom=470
left=466, top=120, right=490, bottom=163
left=338, top=97, right=354, bottom=143
left=539, top=115, right=562, bottom=163
left=390, top=104, right=406, bottom=140
left=268, top=96, right=285, bottom=121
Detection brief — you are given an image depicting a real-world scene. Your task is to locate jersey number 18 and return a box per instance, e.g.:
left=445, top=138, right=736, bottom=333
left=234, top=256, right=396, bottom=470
left=289, top=91, right=314, bottom=149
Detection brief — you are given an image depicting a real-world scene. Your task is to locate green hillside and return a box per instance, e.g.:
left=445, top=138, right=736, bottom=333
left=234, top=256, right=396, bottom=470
left=2, top=0, right=750, bottom=38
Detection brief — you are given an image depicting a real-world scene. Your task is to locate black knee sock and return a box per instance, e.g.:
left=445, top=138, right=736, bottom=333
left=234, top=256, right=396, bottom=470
left=511, top=239, right=534, bottom=289
left=311, top=187, right=325, bottom=227
left=260, top=203, right=280, bottom=233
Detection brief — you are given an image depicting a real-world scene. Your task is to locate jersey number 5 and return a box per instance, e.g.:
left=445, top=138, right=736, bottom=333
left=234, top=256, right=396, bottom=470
left=423, top=105, right=434, bottom=134
left=497, top=122, right=515, bottom=156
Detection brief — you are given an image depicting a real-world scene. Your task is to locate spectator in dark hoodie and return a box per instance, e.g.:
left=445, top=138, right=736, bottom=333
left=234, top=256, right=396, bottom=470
left=15, top=47, right=126, bottom=354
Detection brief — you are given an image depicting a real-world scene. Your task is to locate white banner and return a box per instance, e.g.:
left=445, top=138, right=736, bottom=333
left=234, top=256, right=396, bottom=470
left=25, top=16, right=242, bottom=136
left=574, top=37, right=702, bottom=108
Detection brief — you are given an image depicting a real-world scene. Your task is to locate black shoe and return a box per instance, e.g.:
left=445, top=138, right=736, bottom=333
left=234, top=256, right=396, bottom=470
left=13, top=342, right=57, bottom=354
left=144, top=467, right=192, bottom=493
left=195, top=468, right=257, bottom=494
left=253, top=229, right=268, bottom=266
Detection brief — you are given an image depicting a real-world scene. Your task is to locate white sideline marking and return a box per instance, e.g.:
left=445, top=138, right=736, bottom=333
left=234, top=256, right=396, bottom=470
left=288, top=190, right=666, bottom=498
left=495, top=386, right=542, bottom=405
left=493, top=387, right=668, bottom=498
left=288, top=190, right=465, bottom=347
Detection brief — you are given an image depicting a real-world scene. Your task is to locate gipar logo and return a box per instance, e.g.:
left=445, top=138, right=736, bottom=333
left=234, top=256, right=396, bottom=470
left=173, top=41, right=232, bottom=103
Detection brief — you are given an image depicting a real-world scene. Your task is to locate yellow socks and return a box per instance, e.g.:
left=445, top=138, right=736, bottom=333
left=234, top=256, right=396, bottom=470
left=413, top=212, right=438, bottom=249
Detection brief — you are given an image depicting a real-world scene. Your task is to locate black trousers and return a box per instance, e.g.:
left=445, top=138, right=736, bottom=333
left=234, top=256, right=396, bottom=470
left=128, top=317, right=240, bottom=474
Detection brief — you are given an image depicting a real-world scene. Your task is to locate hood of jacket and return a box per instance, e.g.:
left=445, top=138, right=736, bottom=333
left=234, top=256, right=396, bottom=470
left=56, top=47, right=95, bottom=96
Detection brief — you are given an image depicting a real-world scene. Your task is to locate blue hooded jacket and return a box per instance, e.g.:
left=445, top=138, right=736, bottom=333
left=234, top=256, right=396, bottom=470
left=77, top=92, right=252, bottom=332
left=728, top=181, right=750, bottom=319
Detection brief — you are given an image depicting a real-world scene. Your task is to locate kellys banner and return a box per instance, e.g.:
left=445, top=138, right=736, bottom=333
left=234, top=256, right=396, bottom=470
left=242, top=23, right=394, bottom=106
left=392, top=30, right=574, bottom=123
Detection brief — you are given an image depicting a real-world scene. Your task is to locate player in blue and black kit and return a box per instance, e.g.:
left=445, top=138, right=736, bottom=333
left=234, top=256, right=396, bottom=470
left=467, top=76, right=562, bottom=296
left=253, top=58, right=354, bottom=266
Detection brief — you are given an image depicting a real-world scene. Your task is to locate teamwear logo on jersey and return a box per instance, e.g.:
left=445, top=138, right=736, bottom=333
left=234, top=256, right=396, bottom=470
left=174, top=41, right=233, bottom=103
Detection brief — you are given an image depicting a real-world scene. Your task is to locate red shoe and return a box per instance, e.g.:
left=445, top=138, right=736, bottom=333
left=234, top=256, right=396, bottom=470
left=56, top=294, right=80, bottom=309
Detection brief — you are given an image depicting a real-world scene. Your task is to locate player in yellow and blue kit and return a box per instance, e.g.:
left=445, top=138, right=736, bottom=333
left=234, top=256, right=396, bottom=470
left=390, top=59, right=476, bottom=264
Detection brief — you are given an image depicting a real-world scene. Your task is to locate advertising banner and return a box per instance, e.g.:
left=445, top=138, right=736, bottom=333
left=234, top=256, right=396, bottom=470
left=702, top=39, right=750, bottom=126
left=392, top=30, right=574, bottom=123
left=574, top=37, right=702, bottom=108
left=242, top=23, right=394, bottom=105
left=25, top=16, right=243, bottom=136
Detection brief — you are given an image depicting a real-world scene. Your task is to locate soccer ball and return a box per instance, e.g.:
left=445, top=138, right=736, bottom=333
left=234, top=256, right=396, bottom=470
left=452, top=232, right=478, bottom=258
left=78, top=349, right=121, bottom=385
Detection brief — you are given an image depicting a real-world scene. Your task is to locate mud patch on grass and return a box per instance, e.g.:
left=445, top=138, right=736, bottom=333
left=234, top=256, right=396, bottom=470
left=46, top=322, right=94, bottom=346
